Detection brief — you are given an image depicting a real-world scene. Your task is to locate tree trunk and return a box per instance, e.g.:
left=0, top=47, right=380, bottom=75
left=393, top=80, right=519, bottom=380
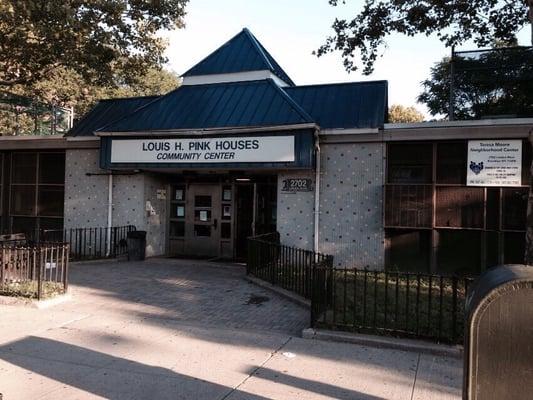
left=524, top=4, right=533, bottom=265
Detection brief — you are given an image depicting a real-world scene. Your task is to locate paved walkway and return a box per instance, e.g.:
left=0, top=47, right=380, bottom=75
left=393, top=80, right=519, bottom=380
left=0, top=259, right=462, bottom=399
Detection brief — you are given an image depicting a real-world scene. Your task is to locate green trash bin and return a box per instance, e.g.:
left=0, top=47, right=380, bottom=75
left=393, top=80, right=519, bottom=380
left=127, top=230, right=146, bottom=261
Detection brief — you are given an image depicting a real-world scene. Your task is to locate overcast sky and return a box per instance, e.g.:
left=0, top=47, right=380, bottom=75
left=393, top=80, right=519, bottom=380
left=162, top=0, right=531, bottom=118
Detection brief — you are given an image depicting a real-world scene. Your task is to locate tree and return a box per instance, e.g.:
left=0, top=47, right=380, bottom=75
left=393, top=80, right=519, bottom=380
left=388, top=104, right=424, bottom=123
left=0, top=1, right=188, bottom=87
left=317, top=1, right=532, bottom=74
left=1, top=66, right=179, bottom=135
left=418, top=49, right=533, bottom=120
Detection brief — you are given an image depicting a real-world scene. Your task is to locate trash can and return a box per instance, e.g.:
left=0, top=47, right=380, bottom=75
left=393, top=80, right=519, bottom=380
left=126, top=230, right=146, bottom=261
left=463, top=264, right=533, bottom=400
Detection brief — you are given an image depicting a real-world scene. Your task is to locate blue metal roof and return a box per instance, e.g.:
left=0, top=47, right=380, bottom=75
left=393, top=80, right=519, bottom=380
left=98, top=79, right=313, bottom=133
left=283, top=81, right=388, bottom=129
left=66, top=96, right=158, bottom=137
left=182, top=28, right=295, bottom=86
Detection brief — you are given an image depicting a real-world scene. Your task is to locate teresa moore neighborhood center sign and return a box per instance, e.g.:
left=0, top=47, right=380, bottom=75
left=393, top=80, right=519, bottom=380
left=467, top=140, right=522, bottom=187
left=110, top=136, right=295, bottom=164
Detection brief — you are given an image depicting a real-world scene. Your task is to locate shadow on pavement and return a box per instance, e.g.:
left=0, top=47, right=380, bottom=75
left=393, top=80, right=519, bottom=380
left=0, top=336, right=271, bottom=400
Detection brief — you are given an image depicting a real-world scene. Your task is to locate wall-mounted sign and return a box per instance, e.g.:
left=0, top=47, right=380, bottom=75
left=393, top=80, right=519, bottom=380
left=467, top=140, right=522, bottom=187
left=281, top=178, right=313, bottom=193
left=156, top=189, right=167, bottom=200
left=110, top=136, right=295, bottom=164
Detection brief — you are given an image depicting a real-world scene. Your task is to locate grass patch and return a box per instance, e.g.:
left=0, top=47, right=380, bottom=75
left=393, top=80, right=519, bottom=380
left=0, top=281, right=65, bottom=299
left=314, top=270, right=472, bottom=344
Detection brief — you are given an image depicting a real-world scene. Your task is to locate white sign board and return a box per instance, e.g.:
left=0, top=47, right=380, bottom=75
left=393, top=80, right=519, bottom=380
left=110, top=136, right=295, bottom=164
left=467, top=140, right=522, bottom=187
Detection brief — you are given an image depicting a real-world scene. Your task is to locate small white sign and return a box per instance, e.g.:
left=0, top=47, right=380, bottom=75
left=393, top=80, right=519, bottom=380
left=156, top=189, right=167, bottom=200
left=467, top=140, right=522, bottom=187
left=110, top=136, right=295, bottom=164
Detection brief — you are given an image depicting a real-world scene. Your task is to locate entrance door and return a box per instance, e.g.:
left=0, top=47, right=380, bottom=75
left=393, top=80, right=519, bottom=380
left=235, top=185, right=254, bottom=259
left=184, top=184, right=221, bottom=257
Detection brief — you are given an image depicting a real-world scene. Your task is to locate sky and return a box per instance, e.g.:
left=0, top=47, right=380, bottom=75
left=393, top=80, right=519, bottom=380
left=162, top=0, right=532, bottom=117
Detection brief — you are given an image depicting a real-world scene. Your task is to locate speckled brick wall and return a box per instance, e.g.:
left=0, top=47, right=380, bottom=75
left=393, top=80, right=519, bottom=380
left=64, top=149, right=108, bottom=228
left=277, top=171, right=315, bottom=250
left=111, top=174, right=145, bottom=228
left=64, top=149, right=168, bottom=257
left=318, top=142, right=385, bottom=269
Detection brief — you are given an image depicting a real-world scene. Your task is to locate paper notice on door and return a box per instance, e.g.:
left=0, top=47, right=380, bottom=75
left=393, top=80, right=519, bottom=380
left=199, top=210, right=208, bottom=221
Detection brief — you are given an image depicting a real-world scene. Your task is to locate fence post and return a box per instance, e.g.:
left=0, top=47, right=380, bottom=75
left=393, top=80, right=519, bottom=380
left=310, top=261, right=316, bottom=327
left=0, top=247, right=4, bottom=284
left=246, top=238, right=251, bottom=275
left=452, top=276, right=458, bottom=344
left=63, top=244, right=69, bottom=292
left=37, top=248, right=43, bottom=300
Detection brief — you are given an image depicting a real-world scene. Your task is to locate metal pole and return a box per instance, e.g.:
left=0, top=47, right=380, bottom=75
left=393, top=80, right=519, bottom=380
left=449, top=46, right=455, bottom=121
left=106, top=174, right=113, bottom=257
left=313, top=129, right=321, bottom=259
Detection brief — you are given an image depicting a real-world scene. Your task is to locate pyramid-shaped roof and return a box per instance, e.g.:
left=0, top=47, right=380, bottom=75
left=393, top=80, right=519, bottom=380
left=182, top=28, right=295, bottom=86
left=98, top=79, right=312, bottom=133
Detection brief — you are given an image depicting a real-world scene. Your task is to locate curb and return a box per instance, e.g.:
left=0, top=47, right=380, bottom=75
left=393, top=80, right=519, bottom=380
left=302, top=328, right=463, bottom=359
left=244, top=275, right=311, bottom=309
left=0, top=292, right=72, bottom=309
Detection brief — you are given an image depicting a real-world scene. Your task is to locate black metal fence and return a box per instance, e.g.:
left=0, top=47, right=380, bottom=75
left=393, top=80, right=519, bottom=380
left=311, top=267, right=474, bottom=344
left=247, top=232, right=334, bottom=300
left=41, top=225, right=136, bottom=261
left=0, top=243, right=70, bottom=299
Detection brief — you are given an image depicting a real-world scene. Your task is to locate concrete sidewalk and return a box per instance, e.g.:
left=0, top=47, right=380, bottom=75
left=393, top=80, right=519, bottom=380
left=0, top=259, right=462, bottom=399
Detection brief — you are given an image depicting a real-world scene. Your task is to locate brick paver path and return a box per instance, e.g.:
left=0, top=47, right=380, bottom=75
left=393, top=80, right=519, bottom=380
left=0, top=259, right=461, bottom=400
left=66, top=258, right=309, bottom=335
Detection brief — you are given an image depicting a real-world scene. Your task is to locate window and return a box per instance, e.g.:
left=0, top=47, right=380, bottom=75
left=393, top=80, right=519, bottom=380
left=435, top=187, right=484, bottom=228
left=502, top=188, right=528, bottom=231
left=170, top=221, right=185, bottom=237
left=10, top=185, right=36, bottom=215
left=387, top=229, right=431, bottom=272
left=437, top=230, right=481, bottom=275
left=436, top=142, right=466, bottom=184
left=9, top=152, right=65, bottom=237
left=11, top=153, right=37, bottom=184
left=385, top=185, right=432, bottom=228
left=388, top=143, right=432, bottom=183
left=38, top=186, right=64, bottom=216
left=385, top=140, right=530, bottom=274
left=169, top=185, right=186, bottom=238
left=39, top=153, right=65, bottom=184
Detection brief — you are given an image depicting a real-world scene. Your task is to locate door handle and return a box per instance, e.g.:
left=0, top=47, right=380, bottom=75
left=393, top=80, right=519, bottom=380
left=213, top=218, right=218, bottom=230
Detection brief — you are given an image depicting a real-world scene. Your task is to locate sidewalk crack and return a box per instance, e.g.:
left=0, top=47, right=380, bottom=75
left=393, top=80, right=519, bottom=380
left=410, top=353, right=421, bottom=400
left=220, top=335, right=293, bottom=400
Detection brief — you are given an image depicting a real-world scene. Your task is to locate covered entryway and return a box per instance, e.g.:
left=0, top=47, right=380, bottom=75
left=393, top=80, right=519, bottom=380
left=168, top=175, right=277, bottom=260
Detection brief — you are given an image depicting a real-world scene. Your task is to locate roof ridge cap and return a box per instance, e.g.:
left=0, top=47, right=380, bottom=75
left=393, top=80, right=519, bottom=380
left=242, top=28, right=275, bottom=72
left=269, top=79, right=314, bottom=123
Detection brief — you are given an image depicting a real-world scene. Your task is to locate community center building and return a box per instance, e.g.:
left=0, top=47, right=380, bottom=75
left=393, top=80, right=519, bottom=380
left=1, top=28, right=532, bottom=274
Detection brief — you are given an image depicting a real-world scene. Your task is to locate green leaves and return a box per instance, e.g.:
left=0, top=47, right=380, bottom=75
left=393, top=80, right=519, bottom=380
left=0, top=0, right=188, bottom=87
left=418, top=47, right=533, bottom=119
left=318, top=0, right=530, bottom=74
